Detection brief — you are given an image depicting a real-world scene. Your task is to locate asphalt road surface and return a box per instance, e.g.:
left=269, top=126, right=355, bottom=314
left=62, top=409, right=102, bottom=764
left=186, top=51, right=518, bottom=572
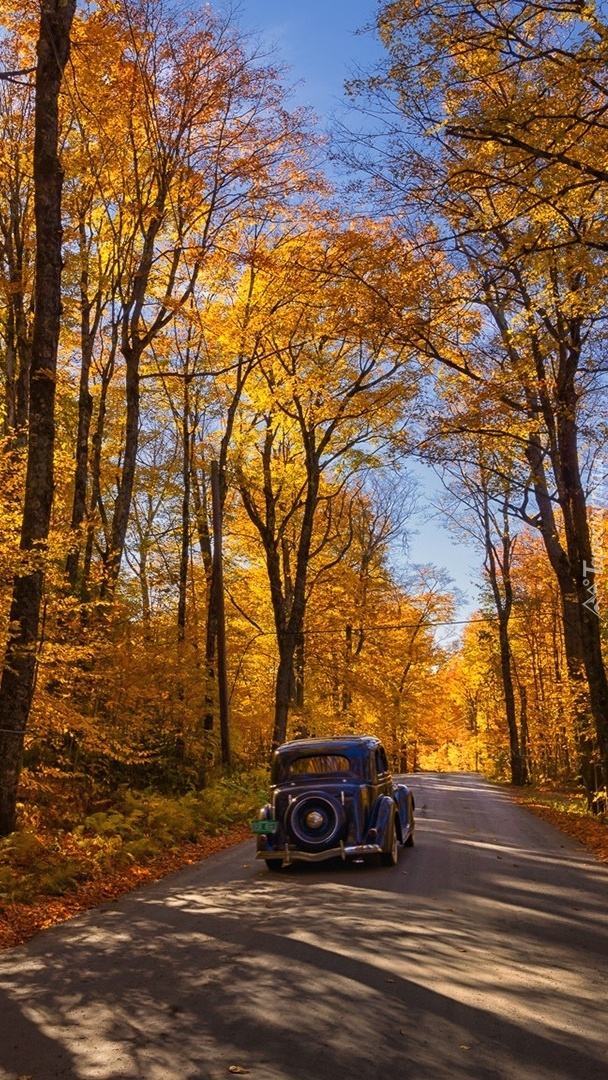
left=0, top=773, right=607, bottom=1080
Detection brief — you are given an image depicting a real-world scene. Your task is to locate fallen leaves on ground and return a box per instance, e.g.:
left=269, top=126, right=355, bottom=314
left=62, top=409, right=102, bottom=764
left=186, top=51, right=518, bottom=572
left=512, top=791, right=608, bottom=863
left=0, top=824, right=251, bottom=951
left=4, top=787, right=606, bottom=954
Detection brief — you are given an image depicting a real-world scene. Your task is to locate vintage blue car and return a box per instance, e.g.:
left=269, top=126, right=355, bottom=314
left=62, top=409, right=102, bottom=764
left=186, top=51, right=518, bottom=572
left=252, top=735, right=415, bottom=870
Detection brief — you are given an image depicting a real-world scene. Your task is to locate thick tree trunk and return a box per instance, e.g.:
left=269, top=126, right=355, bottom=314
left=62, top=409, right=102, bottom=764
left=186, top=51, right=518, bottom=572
left=560, top=596, right=598, bottom=803
left=526, top=435, right=605, bottom=804
left=273, top=630, right=306, bottom=744
left=557, top=407, right=608, bottom=803
left=274, top=644, right=293, bottom=747
left=0, top=0, right=76, bottom=837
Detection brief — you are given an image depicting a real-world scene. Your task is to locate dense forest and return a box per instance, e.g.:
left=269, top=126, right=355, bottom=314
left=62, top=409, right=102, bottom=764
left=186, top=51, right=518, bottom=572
left=1, top=0, right=608, bottom=850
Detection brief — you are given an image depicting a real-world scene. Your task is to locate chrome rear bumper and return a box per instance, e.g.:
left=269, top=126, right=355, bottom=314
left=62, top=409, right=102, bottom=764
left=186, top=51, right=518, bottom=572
left=256, top=841, right=383, bottom=864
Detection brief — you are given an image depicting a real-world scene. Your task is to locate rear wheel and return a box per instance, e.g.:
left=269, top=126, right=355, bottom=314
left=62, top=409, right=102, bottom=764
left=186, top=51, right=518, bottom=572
left=380, top=818, right=398, bottom=866
left=404, top=828, right=415, bottom=848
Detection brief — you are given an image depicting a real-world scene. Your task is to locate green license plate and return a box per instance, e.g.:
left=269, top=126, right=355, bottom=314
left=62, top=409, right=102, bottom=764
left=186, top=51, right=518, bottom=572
left=251, top=819, right=278, bottom=835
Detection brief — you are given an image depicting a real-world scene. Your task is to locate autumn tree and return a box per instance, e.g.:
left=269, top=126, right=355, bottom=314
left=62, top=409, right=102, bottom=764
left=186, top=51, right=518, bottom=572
left=332, top=473, right=417, bottom=716
left=58, top=0, right=314, bottom=601
left=0, top=0, right=321, bottom=811
left=449, top=527, right=584, bottom=786
left=347, top=0, right=608, bottom=802
left=510, top=531, right=577, bottom=782
left=437, top=440, right=529, bottom=783
left=0, top=0, right=77, bottom=837
left=0, top=27, right=34, bottom=434
left=234, top=223, right=429, bottom=745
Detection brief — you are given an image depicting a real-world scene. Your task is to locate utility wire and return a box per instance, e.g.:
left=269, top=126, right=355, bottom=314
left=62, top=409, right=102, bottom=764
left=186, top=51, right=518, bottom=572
left=255, top=613, right=530, bottom=636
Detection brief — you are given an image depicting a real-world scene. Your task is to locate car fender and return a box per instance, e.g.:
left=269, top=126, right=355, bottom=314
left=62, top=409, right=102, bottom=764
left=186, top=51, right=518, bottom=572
left=393, top=784, right=414, bottom=841
left=367, top=794, right=395, bottom=847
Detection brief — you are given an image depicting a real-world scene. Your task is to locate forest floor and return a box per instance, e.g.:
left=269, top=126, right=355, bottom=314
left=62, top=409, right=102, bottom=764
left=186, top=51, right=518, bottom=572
left=0, top=781, right=606, bottom=953
left=0, top=823, right=252, bottom=951
left=512, top=787, right=608, bottom=864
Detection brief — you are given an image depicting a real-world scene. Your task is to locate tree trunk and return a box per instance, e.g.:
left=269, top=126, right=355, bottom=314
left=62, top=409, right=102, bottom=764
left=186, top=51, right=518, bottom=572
left=497, top=617, right=526, bottom=785
left=177, top=380, right=192, bottom=643
left=0, top=0, right=77, bottom=837
left=4, top=306, right=18, bottom=432
left=240, top=445, right=319, bottom=749
left=271, top=466, right=320, bottom=746
left=204, top=471, right=220, bottom=735
left=81, top=341, right=116, bottom=602
left=211, top=460, right=231, bottom=768
left=139, top=544, right=151, bottom=636
left=294, top=631, right=305, bottom=709
left=557, top=407, right=608, bottom=805
left=274, top=644, right=293, bottom=748
left=1, top=164, right=33, bottom=434
left=483, top=491, right=527, bottom=786
left=273, top=630, right=307, bottom=744
left=519, top=681, right=529, bottom=780
left=101, top=343, right=141, bottom=597
left=3, top=261, right=31, bottom=434
left=526, top=434, right=604, bottom=804
left=65, top=215, right=98, bottom=591
left=192, top=461, right=215, bottom=731
left=201, top=355, right=255, bottom=732
left=342, top=623, right=353, bottom=712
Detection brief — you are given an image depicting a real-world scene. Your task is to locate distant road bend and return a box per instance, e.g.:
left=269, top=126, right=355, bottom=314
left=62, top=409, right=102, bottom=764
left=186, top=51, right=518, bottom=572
left=0, top=773, right=607, bottom=1079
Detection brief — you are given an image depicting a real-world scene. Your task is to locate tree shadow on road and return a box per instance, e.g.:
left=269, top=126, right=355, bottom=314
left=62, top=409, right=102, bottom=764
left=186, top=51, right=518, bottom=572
left=0, top=772, right=606, bottom=1080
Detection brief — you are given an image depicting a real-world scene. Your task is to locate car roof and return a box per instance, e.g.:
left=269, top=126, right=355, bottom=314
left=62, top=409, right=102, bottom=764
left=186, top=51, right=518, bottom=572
left=275, top=736, right=382, bottom=755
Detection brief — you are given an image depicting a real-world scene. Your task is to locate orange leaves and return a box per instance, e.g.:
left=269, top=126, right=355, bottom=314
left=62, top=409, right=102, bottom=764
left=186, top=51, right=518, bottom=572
left=0, top=823, right=252, bottom=950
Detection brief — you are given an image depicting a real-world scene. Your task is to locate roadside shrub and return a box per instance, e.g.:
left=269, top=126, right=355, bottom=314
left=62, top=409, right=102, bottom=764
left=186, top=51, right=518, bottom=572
left=122, top=837, right=162, bottom=862
left=1, top=767, right=267, bottom=907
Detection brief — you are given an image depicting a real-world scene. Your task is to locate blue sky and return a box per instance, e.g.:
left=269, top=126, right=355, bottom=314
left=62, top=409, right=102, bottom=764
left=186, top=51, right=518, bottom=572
left=237, top=2, right=480, bottom=611
left=238, top=1, right=382, bottom=117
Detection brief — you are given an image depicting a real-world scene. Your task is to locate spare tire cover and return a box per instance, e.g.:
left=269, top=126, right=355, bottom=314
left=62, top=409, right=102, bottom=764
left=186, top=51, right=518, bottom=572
left=286, top=792, right=347, bottom=851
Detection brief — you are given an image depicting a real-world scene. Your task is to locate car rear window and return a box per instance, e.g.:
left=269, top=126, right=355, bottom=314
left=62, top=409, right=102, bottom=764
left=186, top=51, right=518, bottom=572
left=286, top=754, right=351, bottom=776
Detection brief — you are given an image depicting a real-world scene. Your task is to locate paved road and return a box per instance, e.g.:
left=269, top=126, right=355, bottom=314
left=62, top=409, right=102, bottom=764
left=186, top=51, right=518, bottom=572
left=0, top=773, right=607, bottom=1080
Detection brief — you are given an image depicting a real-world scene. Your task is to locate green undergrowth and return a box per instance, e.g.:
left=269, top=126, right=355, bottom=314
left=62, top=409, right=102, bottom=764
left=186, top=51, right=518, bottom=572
left=0, top=770, right=268, bottom=905
left=517, top=789, right=588, bottom=813
left=514, top=784, right=607, bottom=822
